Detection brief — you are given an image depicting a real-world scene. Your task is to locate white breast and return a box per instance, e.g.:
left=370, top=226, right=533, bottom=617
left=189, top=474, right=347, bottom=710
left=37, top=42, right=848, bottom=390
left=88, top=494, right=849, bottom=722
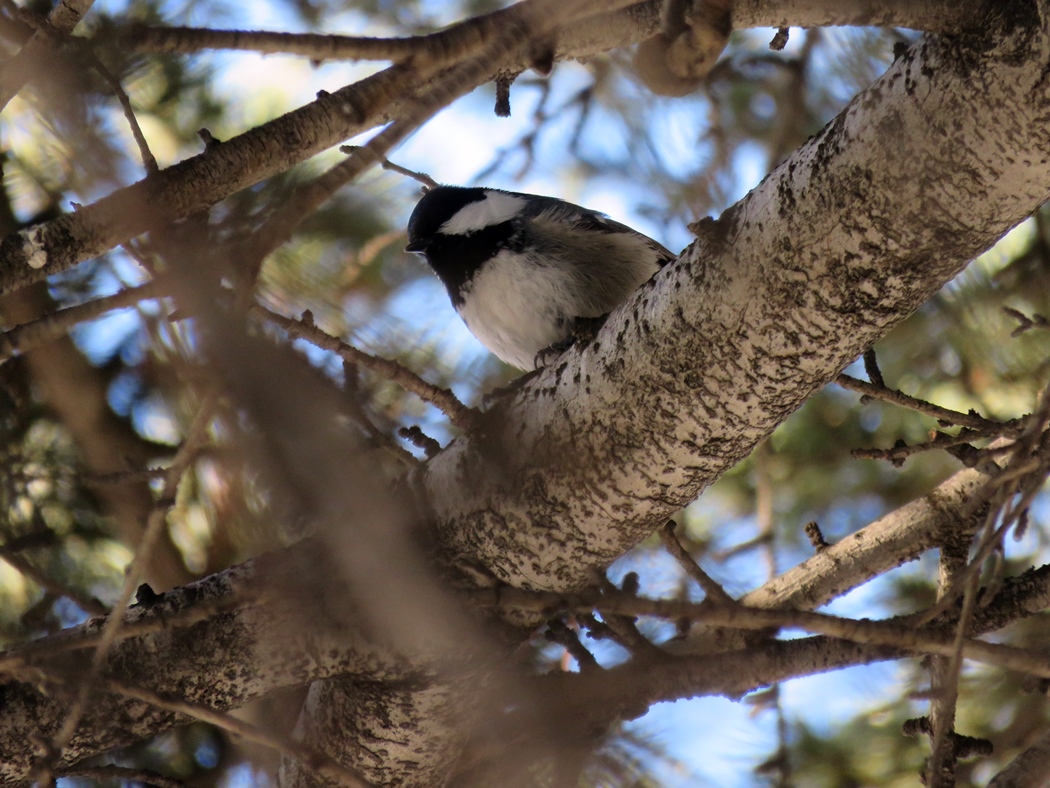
left=456, top=250, right=580, bottom=370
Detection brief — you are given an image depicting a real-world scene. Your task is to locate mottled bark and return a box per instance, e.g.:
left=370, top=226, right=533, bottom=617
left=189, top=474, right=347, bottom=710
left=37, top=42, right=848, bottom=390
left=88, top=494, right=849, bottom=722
left=0, top=0, right=990, bottom=293
left=0, top=551, right=407, bottom=784
left=423, top=5, right=1050, bottom=595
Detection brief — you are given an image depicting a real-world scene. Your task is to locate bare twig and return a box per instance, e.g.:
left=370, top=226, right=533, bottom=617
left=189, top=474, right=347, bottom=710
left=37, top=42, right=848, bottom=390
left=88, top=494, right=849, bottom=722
left=477, top=587, right=1050, bottom=678
left=55, top=765, right=188, bottom=788
left=256, top=304, right=476, bottom=429
left=1004, top=306, right=1050, bottom=336
left=0, top=278, right=169, bottom=360
left=658, top=521, right=734, bottom=605
left=862, top=347, right=885, bottom=388
left=546, top=618, right=600, bottom=672
left=79, top=42, right=158, bottom=173
left=837, top=373, right=1025, bottom=434
left=0, top=548, right=108, bottom=617
left=340, top=146, right=438, bottom=189
left=712, top=530, right=772, bottom=562
left=925, top=520, right=971, bottom=787
left=852, top=429, right=985, bottom=463
left=918, top=390, right=1050, bottom=627
left=104, top=678, right=374, bottom=787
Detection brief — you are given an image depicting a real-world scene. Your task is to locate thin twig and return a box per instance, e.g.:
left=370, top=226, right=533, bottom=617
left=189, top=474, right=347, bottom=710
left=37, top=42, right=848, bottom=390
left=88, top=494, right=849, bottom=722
left=917, top=390, right=1050, bottom=626
left=837, top=373, right=1025, bottom=434
left=0, top=278, right=169, bottom=360
left=546, top=617, right=600, bottom=671
left=658, top=521, right=734, bottom=605
left=477, top=587, right=1050, bottom=678
left=339, top=146, right=438, bottom=189
left=862, top=348, right=885, bottom=388
left=1003, top=305, right=1050, bottom=336
left=852, top=429, right=985, bottom=463
left=576, top=611, right=655, bottom=656
left=712, top=530, right=772, bottom=562
left=925, top=518, right=971, bottom=786
left=104, top=678, right=374, bottom=787
left=588, top=577, right=663, bottom=657
left=256, top=304, right=476, bottom=429
left=79, top=42, right=158, bottom=173
left=0, top=547, right=109, bottom=617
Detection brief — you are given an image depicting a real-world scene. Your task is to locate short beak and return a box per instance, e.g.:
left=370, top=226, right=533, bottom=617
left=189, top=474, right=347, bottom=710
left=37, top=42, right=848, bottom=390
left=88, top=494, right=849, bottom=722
left=405, top=240, right=427, bottom=253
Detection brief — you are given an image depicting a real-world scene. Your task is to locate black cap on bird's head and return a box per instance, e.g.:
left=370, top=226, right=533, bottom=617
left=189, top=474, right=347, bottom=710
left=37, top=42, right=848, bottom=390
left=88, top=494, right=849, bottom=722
left=405, top=186, right=490, bottom=254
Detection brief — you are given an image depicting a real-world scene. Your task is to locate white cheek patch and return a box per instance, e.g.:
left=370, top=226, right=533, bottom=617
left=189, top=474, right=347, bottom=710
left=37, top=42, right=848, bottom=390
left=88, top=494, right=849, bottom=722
left=440, top=191, right=526, bottom=235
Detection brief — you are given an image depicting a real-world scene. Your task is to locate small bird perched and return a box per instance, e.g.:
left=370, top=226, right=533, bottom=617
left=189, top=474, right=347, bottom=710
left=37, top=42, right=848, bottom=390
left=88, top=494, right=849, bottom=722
left=405, top=185, right=674, bottom=370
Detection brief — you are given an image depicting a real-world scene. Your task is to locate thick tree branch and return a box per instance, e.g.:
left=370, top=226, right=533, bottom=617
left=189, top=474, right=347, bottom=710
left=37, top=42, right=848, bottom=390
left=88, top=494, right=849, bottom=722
left=0, top=0, right=990, bottom=294
left=0, top=457, right=1031, bottom=783
left=421, top=6, right=1050, bottom=599
left=0, top=549, right=408, bottom=784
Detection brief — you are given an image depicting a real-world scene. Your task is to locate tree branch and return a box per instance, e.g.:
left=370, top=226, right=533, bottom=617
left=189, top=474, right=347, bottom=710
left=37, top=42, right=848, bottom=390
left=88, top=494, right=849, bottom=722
left=0, top=0, right=990, bottom=293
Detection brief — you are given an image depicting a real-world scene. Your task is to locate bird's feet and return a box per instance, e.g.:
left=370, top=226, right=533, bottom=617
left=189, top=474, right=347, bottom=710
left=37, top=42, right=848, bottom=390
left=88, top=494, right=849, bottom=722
left=533, top=314, right=610, bottom=368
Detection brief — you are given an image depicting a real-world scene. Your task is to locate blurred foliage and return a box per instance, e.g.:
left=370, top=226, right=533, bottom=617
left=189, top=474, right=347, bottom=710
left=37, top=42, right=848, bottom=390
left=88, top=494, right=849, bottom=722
left=0, top=1, right=1047, bottom=786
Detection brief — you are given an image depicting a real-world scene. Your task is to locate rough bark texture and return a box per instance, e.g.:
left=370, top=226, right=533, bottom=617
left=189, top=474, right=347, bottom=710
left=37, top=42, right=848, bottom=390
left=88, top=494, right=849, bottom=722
left=0, top=552, right=408, bottom=783
left=395, top=10, right=1049, bottom=779
left=421, top=6, right=1050, bottom=595
left=0, top=1, right=990, bottom=294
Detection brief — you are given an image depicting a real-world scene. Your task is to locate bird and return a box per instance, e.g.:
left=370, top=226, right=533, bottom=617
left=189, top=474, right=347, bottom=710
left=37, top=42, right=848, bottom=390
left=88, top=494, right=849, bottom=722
left=405, top=185, right=674, bottom=370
